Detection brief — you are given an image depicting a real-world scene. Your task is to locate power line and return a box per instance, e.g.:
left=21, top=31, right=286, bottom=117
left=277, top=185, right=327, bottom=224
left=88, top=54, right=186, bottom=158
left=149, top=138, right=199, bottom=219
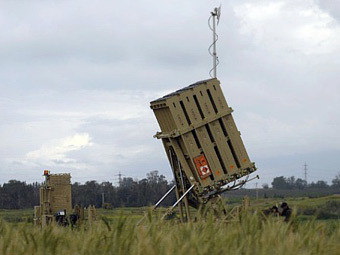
left=304, top=162, right=308, bottom=183
left=114, top=171, right=124, bottom=187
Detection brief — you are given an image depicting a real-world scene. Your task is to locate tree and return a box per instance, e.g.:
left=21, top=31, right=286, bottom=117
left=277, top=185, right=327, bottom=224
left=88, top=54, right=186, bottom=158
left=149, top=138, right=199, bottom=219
left=332, top=173, right=340, bottom=188
left=307, top=180, right=330, bottom=190
left=121, top=177, right=135, bottom=188
left=146, top=170, right=166, bottom=184
left=286, top=176, right=296, bottom=188
left=0, top=180, right=39, bottom=209
left=272, top=176, right=290, bottom=189
left=262, top=183, right=269, bottom=189
left=295, top=178, right=307, bottom=189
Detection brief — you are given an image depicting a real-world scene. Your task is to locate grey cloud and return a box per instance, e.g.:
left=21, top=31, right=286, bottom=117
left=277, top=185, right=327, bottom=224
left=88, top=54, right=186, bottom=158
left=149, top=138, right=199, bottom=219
left=316, top=0, right=340, bottom=21
left=1, top=0, right=340, bottom=187
left=0, top=1, right=217, bottom=91
left=52, top=159, right=75, bottom=165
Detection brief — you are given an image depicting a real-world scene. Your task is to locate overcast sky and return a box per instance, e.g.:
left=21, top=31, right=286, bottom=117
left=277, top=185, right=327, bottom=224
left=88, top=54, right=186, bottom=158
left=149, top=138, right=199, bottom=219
left=1, top=0, right=340, bottom=188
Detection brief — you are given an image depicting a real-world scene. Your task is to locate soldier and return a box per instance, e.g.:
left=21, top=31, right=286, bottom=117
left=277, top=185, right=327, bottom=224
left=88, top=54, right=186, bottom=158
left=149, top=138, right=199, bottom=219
left=262, top=205, right=279, bottom=217
left=69, top=213, right=79, bottom=227
left=280, top=202, right=292, bottom=222
left=271, top=205, right=279, bottom=216
left=55, top=210, right=69, bottom=226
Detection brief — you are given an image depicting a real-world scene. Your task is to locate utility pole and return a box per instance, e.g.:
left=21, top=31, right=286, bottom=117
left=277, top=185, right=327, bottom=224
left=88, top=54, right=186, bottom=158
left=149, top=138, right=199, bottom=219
left=304, top=162, right=308, bottom=184
left=118, top=172, right=122, bottom=186
left=101, top=192, right=105, bottom=207
left=115, top=171, right=124, bottom=187
left=255, top=182, right=259, bottom=200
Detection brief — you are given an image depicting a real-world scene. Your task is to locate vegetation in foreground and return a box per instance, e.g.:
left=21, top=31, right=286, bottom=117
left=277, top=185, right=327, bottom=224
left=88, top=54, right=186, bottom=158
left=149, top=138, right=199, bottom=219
left=1, top=211, right=340, bottom=255
left=1, top=196, right=340, bottom=254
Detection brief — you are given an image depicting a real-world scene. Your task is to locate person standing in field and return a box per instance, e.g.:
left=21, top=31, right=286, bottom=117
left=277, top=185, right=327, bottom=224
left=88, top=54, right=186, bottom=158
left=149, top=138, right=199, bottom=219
left=280, top=202, right=292, bottom=222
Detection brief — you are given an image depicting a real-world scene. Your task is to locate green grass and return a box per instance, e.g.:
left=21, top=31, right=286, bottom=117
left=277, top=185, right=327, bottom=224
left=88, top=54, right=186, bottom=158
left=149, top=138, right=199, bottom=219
left=0, top=212, right=340, bottom=255
left=0, top=209, right=33, bottom=224
left=1, top=196, right=340, bottom=254
left=2, top=195, right=340, bottom=223
left=250, top=195, right=340, bottom=220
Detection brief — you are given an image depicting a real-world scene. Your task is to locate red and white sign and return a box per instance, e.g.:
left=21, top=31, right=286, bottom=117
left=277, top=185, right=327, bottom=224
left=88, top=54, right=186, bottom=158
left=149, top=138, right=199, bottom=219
left=194, top=154, right=211, bottom=179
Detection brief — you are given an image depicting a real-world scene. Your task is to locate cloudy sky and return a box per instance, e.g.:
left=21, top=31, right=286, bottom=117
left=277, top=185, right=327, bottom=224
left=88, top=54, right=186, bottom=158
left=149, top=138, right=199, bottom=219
left=1, top=0, right=339, bottom=187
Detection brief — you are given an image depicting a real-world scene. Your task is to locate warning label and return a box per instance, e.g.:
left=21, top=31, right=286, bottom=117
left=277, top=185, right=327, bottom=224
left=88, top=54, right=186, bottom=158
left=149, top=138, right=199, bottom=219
left=194, top=154, right=211, bottom=179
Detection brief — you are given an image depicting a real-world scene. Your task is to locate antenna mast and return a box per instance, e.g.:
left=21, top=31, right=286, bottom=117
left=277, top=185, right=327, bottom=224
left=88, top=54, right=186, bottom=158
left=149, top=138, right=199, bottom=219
left=114, top=171, right=124, bottom=186
left=303, top=162, right=308, bottom=183
left=209, top=6, right=221, bottom=78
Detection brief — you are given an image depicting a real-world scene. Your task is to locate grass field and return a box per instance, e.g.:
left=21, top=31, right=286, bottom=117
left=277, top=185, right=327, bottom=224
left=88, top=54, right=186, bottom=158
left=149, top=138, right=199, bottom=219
left=0, top=196, right=340, bottom=254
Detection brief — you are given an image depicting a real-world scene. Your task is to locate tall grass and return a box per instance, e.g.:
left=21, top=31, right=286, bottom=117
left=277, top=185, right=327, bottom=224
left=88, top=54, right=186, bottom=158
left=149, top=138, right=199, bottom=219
left=0, top=212, right=339, bottom=255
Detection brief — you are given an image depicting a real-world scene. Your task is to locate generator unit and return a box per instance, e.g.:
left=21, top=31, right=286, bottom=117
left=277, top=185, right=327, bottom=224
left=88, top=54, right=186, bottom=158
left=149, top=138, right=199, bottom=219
left=149, top=78, right=257, bottom=221
left=34, top=171, right=73, bottom=226
left=33, top=171, right=96, bottom=227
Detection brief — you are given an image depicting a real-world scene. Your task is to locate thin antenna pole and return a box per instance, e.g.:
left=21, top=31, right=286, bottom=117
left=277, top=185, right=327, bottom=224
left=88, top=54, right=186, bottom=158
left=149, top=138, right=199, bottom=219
left=208, top=6, right=221, bottom=78
left=212, top=13, right=217, bottom=78
left=118, top=172, right=122, bottom=186
left=255, top=182, right=259, bottom=200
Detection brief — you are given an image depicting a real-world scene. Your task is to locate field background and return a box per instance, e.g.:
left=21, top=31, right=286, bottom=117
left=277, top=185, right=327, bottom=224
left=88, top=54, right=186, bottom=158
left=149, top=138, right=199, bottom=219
left=2, top=195, right=340, bottom=223
left=1, top=195, right=340, bottom=254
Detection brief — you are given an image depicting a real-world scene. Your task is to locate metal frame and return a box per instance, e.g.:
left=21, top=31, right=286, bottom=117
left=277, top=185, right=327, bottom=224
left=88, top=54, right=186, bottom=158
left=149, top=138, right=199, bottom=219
left=137, top=172, right=258, bottom=224
left=161, top=184, right=195, bottom=221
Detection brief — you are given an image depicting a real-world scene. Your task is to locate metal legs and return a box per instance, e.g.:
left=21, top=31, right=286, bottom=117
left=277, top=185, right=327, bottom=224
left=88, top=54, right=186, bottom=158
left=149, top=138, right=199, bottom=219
left=137, top=185, right=176, bottom=225
left=137, top=183, right=196, bottom=225
left=161, top=184, right=195, bottom=220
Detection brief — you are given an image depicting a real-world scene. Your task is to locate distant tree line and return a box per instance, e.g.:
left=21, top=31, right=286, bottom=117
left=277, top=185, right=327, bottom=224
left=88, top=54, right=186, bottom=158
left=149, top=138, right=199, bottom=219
left=227, top=173, right=340, bottom=200
left=270, top=173, right=340, bottom=190
left=72, top=170, right=176, bottom=208
left=0, top=170, right=175, bottom=209
left=1, top=171, right=340, bottom=209
left=0, top=180, right=40, bottom=209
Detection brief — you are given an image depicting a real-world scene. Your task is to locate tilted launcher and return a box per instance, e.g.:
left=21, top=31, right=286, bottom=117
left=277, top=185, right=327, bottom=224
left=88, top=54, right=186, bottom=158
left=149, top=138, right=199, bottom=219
left=149, top=78, right=257, bottom=221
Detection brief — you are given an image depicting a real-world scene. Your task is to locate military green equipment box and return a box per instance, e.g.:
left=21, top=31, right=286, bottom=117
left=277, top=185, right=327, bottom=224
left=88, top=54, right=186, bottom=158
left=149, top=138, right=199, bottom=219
left=35, top=173, right=72, bottom=226
left=150, top=78, right=256, bottom=199
left=43, top=173, right=72, bottom=214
